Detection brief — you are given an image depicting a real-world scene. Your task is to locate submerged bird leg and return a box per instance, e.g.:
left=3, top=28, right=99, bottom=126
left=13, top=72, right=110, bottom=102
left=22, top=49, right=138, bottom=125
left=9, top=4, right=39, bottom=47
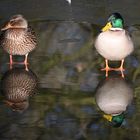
left=9, top=55, right=13, bottom=69
left=10, top=54, right=29, bottom=71
left=113, top=59, right=125, bottom=78
left=14, top=54, right=29, bottom=71
left=101, top=59, right=113, bottom=77
left=24, top=53, right=28, bottom=64
left=24, top=54, right=29, bottom=71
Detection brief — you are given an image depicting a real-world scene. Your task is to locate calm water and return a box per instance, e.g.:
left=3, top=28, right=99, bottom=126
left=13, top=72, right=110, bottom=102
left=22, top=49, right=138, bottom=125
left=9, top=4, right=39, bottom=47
left=0, top=2, right=140, bottom=140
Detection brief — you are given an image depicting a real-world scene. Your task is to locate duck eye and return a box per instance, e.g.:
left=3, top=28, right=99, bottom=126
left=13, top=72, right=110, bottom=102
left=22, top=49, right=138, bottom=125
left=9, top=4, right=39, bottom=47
left=10, top=20, right=15, bottom=25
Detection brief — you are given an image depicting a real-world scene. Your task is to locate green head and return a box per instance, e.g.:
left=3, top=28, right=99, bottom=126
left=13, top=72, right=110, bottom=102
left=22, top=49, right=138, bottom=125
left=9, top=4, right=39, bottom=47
left=103, top=113, right=125, bottom=127
left=102, top=13, right=124, bottom=32
left=112, top=113, right=125, bottom=127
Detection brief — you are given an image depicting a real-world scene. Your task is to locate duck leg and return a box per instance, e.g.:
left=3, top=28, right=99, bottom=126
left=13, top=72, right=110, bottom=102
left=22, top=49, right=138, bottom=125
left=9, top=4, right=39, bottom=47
left=18, top=54, right=29, bottom=71
left=9, top=54, right=29, bottom=71
left=101, top=59, right=113, bottom=77
left=113, top=59, right=125, bottom=78
left=9, top=55, right=13, bottom=69
left=24, top=53, right=29, bottom=71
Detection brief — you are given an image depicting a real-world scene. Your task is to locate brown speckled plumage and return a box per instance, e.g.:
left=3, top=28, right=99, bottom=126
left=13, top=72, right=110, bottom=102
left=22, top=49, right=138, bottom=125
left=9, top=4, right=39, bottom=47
left=1, top=68, right=37, bottom=111
left=1, top=14, right=37, bottom=55
left=1, top=27, right=36, bottom=55
left=0, top=15, right=37, bottom=69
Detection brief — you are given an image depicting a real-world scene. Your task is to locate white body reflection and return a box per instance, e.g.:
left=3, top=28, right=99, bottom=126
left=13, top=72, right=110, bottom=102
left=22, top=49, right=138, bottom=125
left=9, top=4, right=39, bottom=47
left=95, top=77, right=133, bottom=116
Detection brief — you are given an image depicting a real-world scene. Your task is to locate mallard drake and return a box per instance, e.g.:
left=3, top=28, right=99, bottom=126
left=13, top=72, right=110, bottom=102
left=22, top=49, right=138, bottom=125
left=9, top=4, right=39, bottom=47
left=95, top=13, right=134, bottom=77
left=95, top=77, right=133, bottom=127
left=0, top=14, right=37, bottom=70
left=1, top=68, right=37, bottom=111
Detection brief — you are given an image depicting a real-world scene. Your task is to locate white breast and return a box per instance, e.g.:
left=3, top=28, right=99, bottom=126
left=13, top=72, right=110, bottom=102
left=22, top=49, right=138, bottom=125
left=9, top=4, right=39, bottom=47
left=95, top=78, right=133, bottom=115
left=95, top=29, right=134, bottom=60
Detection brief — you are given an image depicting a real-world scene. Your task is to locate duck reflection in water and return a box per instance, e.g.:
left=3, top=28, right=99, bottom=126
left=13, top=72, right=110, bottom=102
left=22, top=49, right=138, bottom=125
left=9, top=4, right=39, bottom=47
left=95, top=76, right=133, bottom=127
left=1, top=68, right=38, bottom=112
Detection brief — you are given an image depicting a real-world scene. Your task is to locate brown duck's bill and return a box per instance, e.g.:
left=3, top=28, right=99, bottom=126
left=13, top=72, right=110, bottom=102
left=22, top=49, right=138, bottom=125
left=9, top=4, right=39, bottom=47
left=102, top=22, right=112, bottom=32
left=1, top=24, right=27, bottom=30
left=1, top=23, right=12, bottom=31
left=3, top=100, right=14, bottom=106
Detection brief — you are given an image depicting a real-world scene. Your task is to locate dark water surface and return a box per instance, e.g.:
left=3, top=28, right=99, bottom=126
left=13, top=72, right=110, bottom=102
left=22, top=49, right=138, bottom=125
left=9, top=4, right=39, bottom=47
left=0, top=1, right=140, bottom=140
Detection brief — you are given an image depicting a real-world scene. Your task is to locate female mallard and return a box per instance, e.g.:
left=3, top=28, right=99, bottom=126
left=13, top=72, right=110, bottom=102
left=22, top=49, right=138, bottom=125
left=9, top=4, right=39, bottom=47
left=1, top=68, right=37, bottom=111
left=95, top=13, right=134, bottom=77
left=0, top=14, right=37, bottom=70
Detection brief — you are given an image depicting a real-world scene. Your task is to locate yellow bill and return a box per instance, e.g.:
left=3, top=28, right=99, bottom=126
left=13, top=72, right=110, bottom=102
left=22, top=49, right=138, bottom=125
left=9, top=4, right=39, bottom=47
left=101, top=22, right=112, bottom=32
left=103, top=114, right=112, bottom=122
